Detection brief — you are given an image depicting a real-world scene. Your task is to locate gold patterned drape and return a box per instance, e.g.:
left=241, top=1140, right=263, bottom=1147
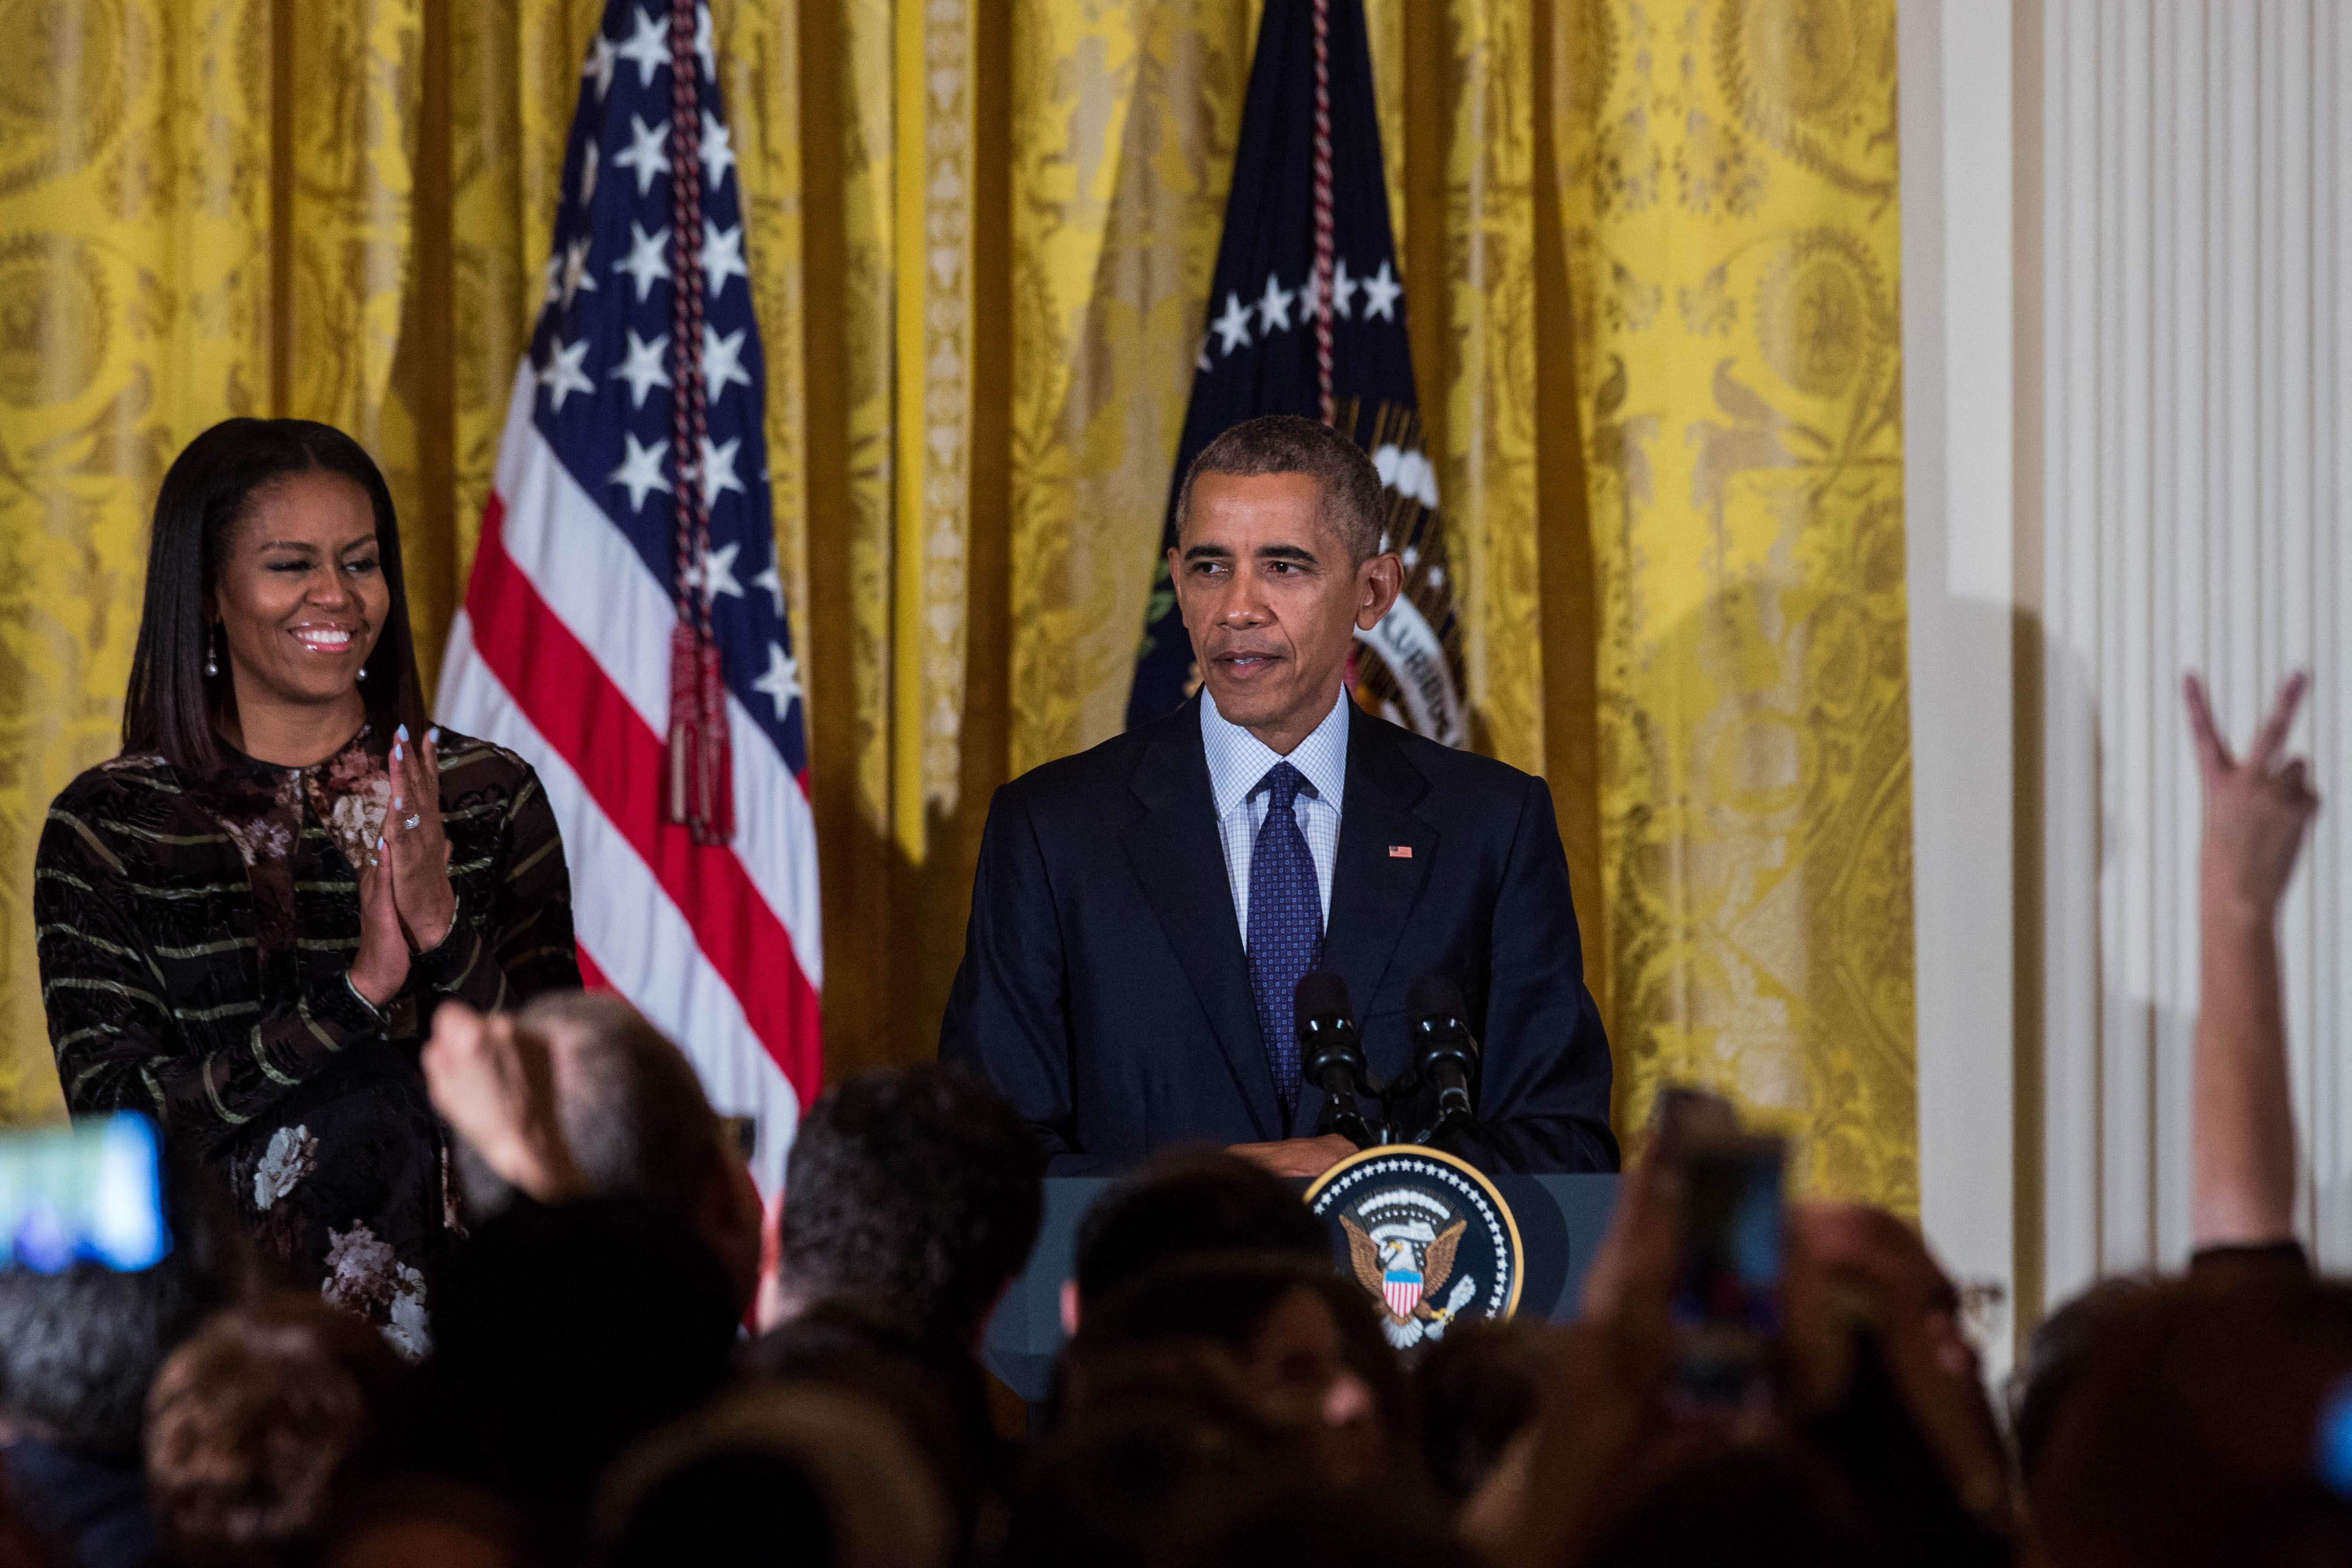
left=0, top=0, right=1915, bottom=1212
left=1553, top=0, right=1916, bottom=1209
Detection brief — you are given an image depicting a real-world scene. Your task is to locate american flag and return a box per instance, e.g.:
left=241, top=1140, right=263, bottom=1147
left=437, top=0, right=821, bottom=1191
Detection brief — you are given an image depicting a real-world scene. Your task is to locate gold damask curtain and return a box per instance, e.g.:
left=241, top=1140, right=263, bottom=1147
left=0, top=0, right=1915, bottom=1212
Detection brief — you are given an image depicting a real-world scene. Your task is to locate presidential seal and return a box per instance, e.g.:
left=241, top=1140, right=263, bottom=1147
left=1305, top=1146, right=1522, bottom=1351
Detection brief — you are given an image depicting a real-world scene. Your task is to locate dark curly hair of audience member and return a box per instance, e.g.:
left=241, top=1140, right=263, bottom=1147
left=775, top=1065, right=1043, bottom=1346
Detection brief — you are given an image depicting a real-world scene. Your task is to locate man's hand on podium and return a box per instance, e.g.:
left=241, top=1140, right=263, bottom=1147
left=1227, top=1134, right=1358, bottom=1180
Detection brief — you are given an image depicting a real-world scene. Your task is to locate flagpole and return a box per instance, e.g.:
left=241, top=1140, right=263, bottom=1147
left=1311, top=0, right=1336, bottom=425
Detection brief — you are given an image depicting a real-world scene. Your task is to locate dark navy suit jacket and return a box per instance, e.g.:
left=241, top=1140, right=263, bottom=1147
left=938, top=694, right=1619, bottom=1175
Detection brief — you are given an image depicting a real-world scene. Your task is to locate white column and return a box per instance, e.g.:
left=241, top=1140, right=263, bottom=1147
left=1899, top=0, right=2021, bottom=1376
left=2032, top=0, right=2352, bottom=1297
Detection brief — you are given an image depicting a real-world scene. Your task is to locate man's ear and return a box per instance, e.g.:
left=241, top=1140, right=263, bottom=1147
left=1356, top=552, right=1404, bottom=630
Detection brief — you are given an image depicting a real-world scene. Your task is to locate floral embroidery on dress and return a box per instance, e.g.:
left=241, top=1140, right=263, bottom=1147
left=313, top=768, right=393, bottom=876
left=323, top=1222, right=398, bottom=1310
left=221, top=813, right=296, bottom=868
left=323, top=1220, right=433, bottom=1360
left=252, top=1123, right=318, bottom=1210
left=384, top=1270, right=431, bottom=1360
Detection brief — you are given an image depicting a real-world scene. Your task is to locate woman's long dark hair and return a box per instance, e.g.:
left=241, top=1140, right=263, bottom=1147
left=122, top=418, right=429, bottom=774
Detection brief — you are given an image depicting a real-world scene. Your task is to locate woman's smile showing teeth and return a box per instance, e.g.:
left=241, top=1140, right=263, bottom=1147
left=293, top=625, right=355, bottom=653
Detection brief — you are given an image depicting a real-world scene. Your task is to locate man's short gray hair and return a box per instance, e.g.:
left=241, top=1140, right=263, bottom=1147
left=1175, top=414, right=1387, bottom=564
left=458, top=992, right=722, bottom=1222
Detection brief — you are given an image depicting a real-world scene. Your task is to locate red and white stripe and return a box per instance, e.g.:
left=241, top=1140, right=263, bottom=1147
left=438, top=362, right=822, bottom=1192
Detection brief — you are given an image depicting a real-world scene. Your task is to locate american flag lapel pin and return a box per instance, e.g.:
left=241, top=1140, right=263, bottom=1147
left=1388, top=845, right=1413, bottom=859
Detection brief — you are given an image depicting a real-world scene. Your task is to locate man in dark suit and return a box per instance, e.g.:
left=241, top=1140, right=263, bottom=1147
left=940, top=416, right=1616, bottom=1177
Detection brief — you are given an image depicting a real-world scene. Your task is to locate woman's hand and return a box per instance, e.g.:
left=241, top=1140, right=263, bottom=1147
left=384, top=724, right=456, bottom=951
left=2186, top=672, right=2320, bottom=925
left=350, top=831, right=410, bottom=1008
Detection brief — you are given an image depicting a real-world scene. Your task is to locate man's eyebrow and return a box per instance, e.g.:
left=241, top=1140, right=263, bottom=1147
left=1181, top=542, right=1235, bottom=561
left=1255, top=543, right=1318, bottom=564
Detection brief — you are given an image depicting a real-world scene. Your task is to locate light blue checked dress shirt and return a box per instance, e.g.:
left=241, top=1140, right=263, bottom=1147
left=1201, top=687, right=1349, bottom=943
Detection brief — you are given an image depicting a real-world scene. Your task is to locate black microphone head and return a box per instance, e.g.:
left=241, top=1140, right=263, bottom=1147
left=1294, top=970, right=1355, bottom=1033
left=1407, top=974, right=1467, bottom=1028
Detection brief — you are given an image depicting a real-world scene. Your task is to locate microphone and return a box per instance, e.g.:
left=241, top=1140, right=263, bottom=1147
left=1407, top=975, right=1480, bottom=1142
left=1294, top=971, right=1382, bottom=1149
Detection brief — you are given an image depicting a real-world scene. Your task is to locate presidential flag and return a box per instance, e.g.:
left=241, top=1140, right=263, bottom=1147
left=1124, top=0, right=1465, bottom=744
left=436, top=0, right=820, bottom=1191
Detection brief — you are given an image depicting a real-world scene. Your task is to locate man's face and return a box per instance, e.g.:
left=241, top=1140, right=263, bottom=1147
left=1171, top=471, right=1400, bottom=748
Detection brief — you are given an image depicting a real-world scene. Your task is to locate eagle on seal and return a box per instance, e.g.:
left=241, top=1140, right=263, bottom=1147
left=1343, top=1215, right=1473, bottom=1349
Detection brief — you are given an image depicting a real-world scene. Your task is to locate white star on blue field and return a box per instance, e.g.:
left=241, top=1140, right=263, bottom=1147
left=529, top=1, right=807, bottom=775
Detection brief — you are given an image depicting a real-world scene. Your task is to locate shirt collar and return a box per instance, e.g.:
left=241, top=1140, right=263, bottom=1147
left=1201, top=685, right=1351, bottom=819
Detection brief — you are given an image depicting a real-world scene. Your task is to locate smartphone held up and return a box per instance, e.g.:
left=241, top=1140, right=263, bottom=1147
left=0, top=1111, right=173, bottom=1274
left=1654, top=1087, right=1787, bottom=1413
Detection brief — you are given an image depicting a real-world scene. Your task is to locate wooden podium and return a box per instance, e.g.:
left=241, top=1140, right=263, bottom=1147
left=981, top=1172, right=1623, bottom=1400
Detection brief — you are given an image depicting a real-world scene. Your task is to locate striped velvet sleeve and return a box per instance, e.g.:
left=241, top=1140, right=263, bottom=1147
left=34, top=804, right=387, bottom=1141
left=408, top=762, right=580, bottom=1012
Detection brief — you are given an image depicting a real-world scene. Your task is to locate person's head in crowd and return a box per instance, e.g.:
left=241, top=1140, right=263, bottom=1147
left=748, top=1298, right=1008, bottom=1560
left=2006, top=1274, right=2152, bottom=1487
left=1007, top=1346, right=1310, bottom=1568
left=392, top=1196, right=742, bottom=1553
left=0, top=1250, right=220, bottom=1568
left=1063, top=1253, right=1401, bottom=1486
left=317, top=1476, right=532, bottom=1568
left=1411, top=1317, right=1560, bottom=1505
left=456, top=991, right=762, bottom=1314
left=0, top=1252, right=219, bottom=1473
left=143, top=1293, right=403, bottom=1567
left=2028, top=1271, right=2352, bottom=1568
left=1170, top=1479, right=1485, bottom=1568
left=1066, top=1145, right=1330, bottom=1330
left=587, top=1386, right=950, bottom=1568
left=768, top=1065, right=1042, bottom=1348
left=1577, top=1437, right=1890, bottom=1568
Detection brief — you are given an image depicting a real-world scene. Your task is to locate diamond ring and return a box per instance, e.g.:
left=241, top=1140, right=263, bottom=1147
left=401, top=813, right=422, bottom=830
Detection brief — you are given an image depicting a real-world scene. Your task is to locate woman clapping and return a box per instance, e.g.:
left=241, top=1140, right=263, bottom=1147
left=34, top=419, right=579, bottom=1352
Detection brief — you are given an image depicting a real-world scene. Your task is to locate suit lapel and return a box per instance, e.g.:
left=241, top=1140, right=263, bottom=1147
left=1120, top=699, right=1284, bottom=1141
left=1322, top=709, right=1436, bottom=1027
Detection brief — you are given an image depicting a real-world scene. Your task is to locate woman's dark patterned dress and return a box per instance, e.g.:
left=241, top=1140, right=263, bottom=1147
left=33, top=726, right=578, bottom=1353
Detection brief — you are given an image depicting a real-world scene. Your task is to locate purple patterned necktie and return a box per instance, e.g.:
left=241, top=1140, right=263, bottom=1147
left=1247, top=761, right=1322, bottom=1117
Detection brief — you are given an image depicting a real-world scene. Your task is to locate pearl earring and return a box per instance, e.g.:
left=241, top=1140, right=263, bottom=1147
left=203, top=624, right=219, bottom=678
left=356, top=664, right=368, bottom=683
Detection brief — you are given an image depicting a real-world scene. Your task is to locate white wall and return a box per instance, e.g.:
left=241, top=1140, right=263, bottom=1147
left=1904, top=0, right=2352, bottom=1352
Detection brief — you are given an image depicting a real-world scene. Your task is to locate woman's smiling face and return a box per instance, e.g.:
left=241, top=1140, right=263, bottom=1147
left=208, top=470, right=388, bottom=716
